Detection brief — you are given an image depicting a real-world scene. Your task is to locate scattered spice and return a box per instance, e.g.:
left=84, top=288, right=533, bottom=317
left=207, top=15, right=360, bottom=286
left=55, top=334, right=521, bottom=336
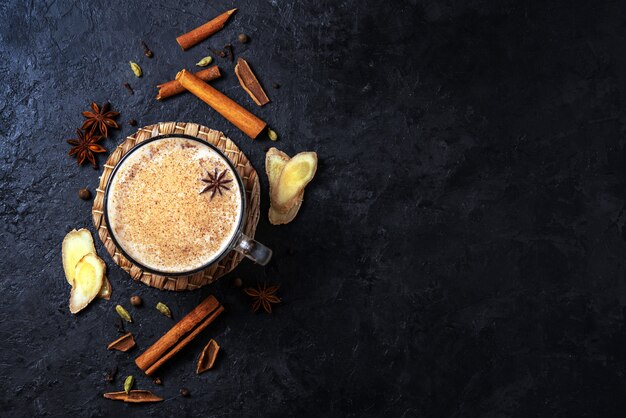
left=81, top=101, right=120, bottom=138
left=78, top=188, right=91, bottom=200
left=114, top=316, right=125, bottom=334
left=104, top=390, right=163, bottom=403
left=196, top=339, right=220, bottom=374
left=107, top=332, right=136, bottom=352
left=153, top=377, right=163, bottom=385
left=130, top=61, right=142, bottom=77
left=225, top=43, right=234, bottom=62
left=196, top=56, right=213, bottom=67
left=199, top=168, right=233, bottom=198
left=233, top=277, right=243, bottom=287
left=124, top=375, right=134, bottom=394
left=272, top=83, right=280, bottom=89
left=155, top=302, right=172, bottom=318
left=128, top=119, right=137, bottom=127
left=105, top=366, right=118, bottom=383
left=210, top=47, right=227, bottom=58
left=235, top=57, right=270, bottom=106
left=115, top=304, right=133, bottom=323
left=141, top=41, right=154, bottom=58
left=238, top=33, right=249, bottom=43
left=130, top=295, right=142, bottom=306
left=123, top=82, right=134, bottom=95
left=67, top=129, right=106, bottom=169
left=244, top=283, right=281, bottom=314
left=268, top=129, right=278, bottom=141
left=180, top=387, right=190, bottom=397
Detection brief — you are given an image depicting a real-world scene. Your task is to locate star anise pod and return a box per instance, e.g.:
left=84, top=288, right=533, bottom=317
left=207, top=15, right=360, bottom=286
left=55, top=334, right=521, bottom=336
left=244, top=283, right=281, bottom=314
left=199, top=168, right=233, bottom=198
left=81, top=102, right=120, bottom=138
left=67, top=129, right=106, bottom=169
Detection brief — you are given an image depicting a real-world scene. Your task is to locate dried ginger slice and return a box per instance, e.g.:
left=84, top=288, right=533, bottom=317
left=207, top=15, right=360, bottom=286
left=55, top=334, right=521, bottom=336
left=266, top=147, right=290, bottom=192
left=271, top=152, right=317, bottom=213
left=266, top=148, right=303, bottom=225
left=266, top=148, right=304, bottom=223
left=62, top=228, right=96, bottom=285
left=69, top=253, right=105, bottom=314
left=62, top=228, right=111, bottom=298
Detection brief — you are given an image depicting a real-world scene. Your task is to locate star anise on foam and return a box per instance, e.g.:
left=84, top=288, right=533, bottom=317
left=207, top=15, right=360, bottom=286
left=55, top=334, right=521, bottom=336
left=81, top=102, right=120, bottom=138
left=67, top=129, right=106, bottom=169
left=244, top=283, right=281, bottom=314
left=199, top=168, right=233, bottom=199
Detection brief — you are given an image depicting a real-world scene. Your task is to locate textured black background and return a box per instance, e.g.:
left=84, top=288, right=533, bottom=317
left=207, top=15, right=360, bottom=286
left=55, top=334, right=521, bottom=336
left=2, top=0, right=626, bottom=416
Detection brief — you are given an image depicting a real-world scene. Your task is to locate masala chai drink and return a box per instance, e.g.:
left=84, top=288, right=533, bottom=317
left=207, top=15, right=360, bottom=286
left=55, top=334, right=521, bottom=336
left=105, top=136, right=254, bottom=274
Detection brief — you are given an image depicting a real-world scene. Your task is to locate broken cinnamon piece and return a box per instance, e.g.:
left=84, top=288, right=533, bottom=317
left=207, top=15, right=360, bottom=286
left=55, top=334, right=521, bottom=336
left=196, top=339, right=220, bottom=374
left=155, top=66, right=221, bottom=100
left=176, top=9, right=237, bottom=51
left=107, top=332, right=136, bottom=352
left=103, top=390, right=163, bottom=403
left=235, top=58, right=270, bottom=106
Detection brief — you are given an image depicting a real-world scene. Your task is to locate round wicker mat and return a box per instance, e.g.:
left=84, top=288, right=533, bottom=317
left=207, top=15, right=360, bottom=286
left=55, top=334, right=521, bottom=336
left=92, top=122, right=260, bottom=291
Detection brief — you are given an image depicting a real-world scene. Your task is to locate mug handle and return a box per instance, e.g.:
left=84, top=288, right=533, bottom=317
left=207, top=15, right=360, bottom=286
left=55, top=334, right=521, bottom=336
left=233, top=233, right=273, bottom=265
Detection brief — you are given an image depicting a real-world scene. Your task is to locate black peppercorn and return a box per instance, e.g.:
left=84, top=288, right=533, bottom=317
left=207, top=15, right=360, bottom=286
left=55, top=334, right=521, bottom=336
left=128, top=119, right=137, bottom=127
left=234, top=277, right=243, bottom=287
left=130, top=295, right=142, bottom=307
left=78, top=188, right=91, bottom=200
left=238, top=33, right=249, bottom=43
left=180, top=387, right=190, bottom=397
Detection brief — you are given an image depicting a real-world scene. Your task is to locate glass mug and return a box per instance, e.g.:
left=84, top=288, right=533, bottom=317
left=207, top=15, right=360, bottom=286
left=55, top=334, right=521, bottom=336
left=103, top=134, right=272, bottom=276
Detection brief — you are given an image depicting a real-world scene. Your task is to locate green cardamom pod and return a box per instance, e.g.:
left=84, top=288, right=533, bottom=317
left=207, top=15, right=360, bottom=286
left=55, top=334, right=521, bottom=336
left=268, top=129, right=278, bottom=141
left=156, top=302, right=172, bottom=318
left=124, top=375, right=134, bottom=394
left=129, top=61, right=142, bottom=77
left=115, top=304, right=132, bottom=323
left=195, top=56, right=213, bottom=67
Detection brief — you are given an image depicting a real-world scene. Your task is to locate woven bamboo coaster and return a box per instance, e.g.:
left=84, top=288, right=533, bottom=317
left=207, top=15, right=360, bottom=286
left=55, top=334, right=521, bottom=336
left=91, top=122, right=260, bottom=291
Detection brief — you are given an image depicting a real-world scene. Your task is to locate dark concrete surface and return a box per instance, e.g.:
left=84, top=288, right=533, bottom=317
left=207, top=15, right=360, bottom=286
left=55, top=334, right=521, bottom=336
left=2, top=0, right=626, bottom=416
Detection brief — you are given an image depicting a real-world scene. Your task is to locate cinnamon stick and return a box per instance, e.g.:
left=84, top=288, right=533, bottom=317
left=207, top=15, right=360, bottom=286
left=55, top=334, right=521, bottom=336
left=176, top=69, right=267, bottom=139
left=156, top=66, right=221, bottom=100
left=135, top=295, right=222, bottom=375
left=235, top=58, right=270, bottom=106
left=104, top=390, right=163, bottom=403
left=176, top=8, right=237, bottom=51
left=145, top=306, right=224, bottom=376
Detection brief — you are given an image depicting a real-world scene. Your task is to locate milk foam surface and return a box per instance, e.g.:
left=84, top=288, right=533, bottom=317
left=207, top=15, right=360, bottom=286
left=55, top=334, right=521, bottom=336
left=106, top=137, right=242, bottom=273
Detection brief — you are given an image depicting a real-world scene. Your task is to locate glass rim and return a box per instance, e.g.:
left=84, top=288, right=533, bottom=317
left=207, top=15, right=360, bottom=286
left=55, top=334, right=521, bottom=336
left=102, top=133, right=247, bottom=277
